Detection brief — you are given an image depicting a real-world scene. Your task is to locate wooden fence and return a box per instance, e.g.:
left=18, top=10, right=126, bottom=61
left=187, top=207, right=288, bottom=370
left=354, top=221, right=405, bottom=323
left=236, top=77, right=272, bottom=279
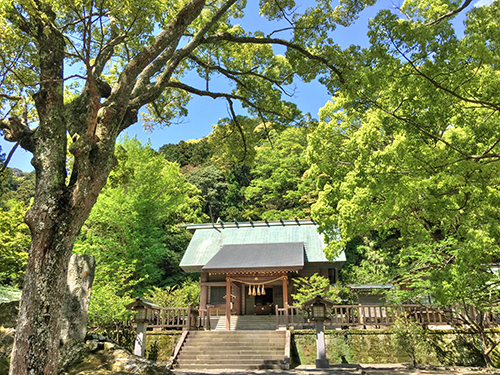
left=127, top=304, right=499, bottom=331
left=147, top=305, right=194, bottom=330
left=276, top=304, right=500, bottom=330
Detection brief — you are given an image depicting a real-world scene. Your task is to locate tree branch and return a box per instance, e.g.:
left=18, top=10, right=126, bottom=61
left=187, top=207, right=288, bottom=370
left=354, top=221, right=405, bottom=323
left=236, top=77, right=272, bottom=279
left=391, top=39, right=500, bottom=113
left=227, top=98, right=247, bottom=163
left=188, top=54, right=294, bottom=97
left=425, top=0, right=473, bottom=26
left=0, top=116, right=35, bottom=152
left=161, top=81, right=298, bottom=123
left=109, top=0, right=207, bottom=106
left=202, top=33, right=345, bottom=84
left=0, top=141, right=20, bottom=173
left=130, top=0, right=238, bottom=107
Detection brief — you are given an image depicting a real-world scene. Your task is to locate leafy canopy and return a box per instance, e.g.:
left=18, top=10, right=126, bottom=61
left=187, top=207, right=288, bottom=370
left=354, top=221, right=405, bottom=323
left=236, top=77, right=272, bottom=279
left=75, top=136, right=203, bottom=325
left=309, top=1, right=500, bottom=310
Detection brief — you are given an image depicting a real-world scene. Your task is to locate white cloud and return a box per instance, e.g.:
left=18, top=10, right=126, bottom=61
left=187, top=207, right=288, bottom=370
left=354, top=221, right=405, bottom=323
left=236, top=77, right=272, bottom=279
left=474, top=0, right=494, bottom=7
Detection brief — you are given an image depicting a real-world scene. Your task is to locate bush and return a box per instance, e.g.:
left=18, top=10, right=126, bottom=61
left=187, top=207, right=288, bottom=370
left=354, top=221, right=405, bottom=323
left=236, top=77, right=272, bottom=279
left=391, top=316, right=430, bottom=367
left=144, top=279, right=200, bottom=308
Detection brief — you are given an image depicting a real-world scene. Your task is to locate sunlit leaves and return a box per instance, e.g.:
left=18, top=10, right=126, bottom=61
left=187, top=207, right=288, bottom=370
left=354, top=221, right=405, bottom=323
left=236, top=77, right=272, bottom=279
left=309, top=0, right=500, bottom=311
left=0, top=201, right=30, bottom=286
left=76, top=136, right=203, bottom=300
left=243, top=126, right=316, bottom=220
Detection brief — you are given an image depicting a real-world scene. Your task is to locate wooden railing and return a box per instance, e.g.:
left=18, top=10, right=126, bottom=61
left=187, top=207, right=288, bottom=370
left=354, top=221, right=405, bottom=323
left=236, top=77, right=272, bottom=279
left=329, top=304, right=451, bottom=327
left=198, top=308, right=211, bottom=330
left=276, top=304, right=305, bottom=329
left=276, top=304, right=500, bottom=330
left=148, top=305, right=194, bottom=330
left=133, top=304, right=499, bottom=331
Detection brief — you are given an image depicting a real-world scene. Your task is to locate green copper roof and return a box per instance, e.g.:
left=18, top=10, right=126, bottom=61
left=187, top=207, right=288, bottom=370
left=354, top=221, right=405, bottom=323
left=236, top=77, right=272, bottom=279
left=179, top=219, right=345, bottom=273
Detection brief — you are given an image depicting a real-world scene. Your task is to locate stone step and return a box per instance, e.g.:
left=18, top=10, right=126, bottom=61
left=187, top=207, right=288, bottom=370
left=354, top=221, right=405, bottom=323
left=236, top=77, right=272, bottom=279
left=179, top=344, right=285, bottom=351
left=214, top=316, right=277, bottom=331
left=173, top=363, right=287, bottom=370
left=179, top=349, right=284, bottom=356
left=176, top=357, right=285, bottom=364
left=174, top=329, right=286, bottom=370
left=184, top=337, right=284, bottom=343
left=177, top=356, right=283, bottom=363
left=187, top=333, right=284, bottom=337
left=181, top=344, right=284, bottom=350
left=181, top=345, right=285, bottom=352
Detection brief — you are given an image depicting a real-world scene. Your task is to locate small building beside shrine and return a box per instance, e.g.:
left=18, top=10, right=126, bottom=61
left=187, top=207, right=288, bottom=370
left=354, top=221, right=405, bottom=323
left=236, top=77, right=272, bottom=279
left=178, top=218, right=345, bottom=329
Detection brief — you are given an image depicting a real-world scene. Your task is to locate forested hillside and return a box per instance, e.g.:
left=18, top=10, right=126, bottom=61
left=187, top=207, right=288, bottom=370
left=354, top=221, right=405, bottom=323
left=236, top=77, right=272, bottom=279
left=0, top=125, right=330, bottom=325
left=1, top=0, right=500, bottom=370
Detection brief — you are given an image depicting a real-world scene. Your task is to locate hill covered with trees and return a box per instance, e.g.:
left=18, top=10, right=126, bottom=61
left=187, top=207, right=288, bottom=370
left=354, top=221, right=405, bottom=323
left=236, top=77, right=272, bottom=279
left=1, top=0, right=500, bottom=371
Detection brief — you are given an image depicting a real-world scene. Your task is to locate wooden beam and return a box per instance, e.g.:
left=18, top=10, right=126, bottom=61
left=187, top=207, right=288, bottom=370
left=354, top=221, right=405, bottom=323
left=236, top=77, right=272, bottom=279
left=282, top=272, right=288, bottom=306
left=226, top=274, right=231, bottom=330
left=200, top=272, right=208, bottom=310
left=199, top=281, right=227, bottom=286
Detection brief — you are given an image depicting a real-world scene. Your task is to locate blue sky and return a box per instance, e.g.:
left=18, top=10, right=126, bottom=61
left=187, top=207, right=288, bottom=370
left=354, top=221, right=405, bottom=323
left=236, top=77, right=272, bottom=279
left=1, top=0, right=489, bottom=172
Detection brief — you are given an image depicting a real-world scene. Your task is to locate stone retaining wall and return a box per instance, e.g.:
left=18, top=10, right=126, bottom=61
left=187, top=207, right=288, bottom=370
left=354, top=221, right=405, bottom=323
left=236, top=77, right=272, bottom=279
left=294, top=329, right=500, bottom=368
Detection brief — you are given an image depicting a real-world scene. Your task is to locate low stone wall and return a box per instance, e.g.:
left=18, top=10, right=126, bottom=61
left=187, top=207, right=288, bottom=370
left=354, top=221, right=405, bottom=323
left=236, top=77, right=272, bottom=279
left=140, top=327, right=500, bottom=369
left=293, top=329, right=500, bottom=368
left=145, top=331, right=183, bottom=364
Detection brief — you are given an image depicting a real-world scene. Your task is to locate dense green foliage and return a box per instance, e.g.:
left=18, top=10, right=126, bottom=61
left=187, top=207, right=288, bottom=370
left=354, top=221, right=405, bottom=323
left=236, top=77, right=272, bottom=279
left=1, top=171, right=35, bottom=207
left=243, top=126, right=317, bottom=220
left=74, top=137, right=204, bottom=325
left=292, top=274, right=336, bottom=306
left=0, top=201, right=29, bottom=287
left=309, top=0, right=500, bottom=306
left=1, top=0, right=499, bottom=369
left=158, top=124, right=318, bottom=222
left=144, top=279, right=200, bottom=309
left=307, top=0, right=500, bottom=364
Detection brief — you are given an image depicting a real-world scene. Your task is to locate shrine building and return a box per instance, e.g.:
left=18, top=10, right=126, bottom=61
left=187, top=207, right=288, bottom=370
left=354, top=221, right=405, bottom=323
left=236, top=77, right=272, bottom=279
left=178, top=218, right=345, bottom=329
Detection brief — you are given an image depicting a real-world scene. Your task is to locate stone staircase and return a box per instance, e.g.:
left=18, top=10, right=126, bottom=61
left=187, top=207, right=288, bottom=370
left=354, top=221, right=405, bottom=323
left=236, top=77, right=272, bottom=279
left=173, top=330, right=287, bottom=370
left=214, top=315, right=277, bottom=331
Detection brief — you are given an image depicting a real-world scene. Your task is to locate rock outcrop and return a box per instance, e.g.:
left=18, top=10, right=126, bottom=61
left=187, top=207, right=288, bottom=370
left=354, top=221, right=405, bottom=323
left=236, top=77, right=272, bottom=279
left=64, top=335, right=171, bottom=375
left=59, top=254, right=96, bottom=371
left=0, top=327, right=15, bottom=373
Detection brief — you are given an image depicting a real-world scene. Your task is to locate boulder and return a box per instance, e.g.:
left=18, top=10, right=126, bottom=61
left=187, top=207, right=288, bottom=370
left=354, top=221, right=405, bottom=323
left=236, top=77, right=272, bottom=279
left=59, top=254, right=96, bottom=371
left=0, top=327, right=15, bottom=373
left=63, top=336, right=171, bottom=375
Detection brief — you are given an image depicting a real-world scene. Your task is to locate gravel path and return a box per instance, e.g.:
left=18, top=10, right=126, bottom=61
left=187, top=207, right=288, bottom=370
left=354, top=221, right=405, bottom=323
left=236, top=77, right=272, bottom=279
left=172, top=364, right=500, bottom=375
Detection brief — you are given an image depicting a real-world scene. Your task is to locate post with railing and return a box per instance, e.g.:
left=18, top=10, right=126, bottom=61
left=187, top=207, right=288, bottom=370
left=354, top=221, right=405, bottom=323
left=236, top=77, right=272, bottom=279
left=284, top=303, right=289, bottom=328
left=187, top=304, right=192, bottom=331
left=199, top=308, right=211, bottom=330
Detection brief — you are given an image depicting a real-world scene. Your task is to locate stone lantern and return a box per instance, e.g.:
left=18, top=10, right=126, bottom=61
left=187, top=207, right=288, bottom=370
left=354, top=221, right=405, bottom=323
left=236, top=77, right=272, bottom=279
left=303, top=294, right=334, bottom=369
left=125, top=297, right=162, bottom=357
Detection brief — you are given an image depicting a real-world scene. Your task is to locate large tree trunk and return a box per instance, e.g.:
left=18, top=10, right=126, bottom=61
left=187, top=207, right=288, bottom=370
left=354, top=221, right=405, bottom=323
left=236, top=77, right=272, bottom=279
left=9, top=142, right=116, bottom=375
left=8, top=10, right=118, bottom=373
left=6, top=1, right=209, bottom=372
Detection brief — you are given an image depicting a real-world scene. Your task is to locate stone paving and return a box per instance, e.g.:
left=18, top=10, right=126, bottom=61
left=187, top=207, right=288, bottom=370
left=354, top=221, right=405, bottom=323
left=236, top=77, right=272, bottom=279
left=173, top=364, right=500, bottom=375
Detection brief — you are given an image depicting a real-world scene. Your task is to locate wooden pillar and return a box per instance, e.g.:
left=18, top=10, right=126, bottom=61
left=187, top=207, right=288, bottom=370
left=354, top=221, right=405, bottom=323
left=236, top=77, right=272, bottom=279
left=282, top=272, right=288, bottom=306
left=200, top=271, right=208, bottom=310
left=226, top=274, right=231, bottom=330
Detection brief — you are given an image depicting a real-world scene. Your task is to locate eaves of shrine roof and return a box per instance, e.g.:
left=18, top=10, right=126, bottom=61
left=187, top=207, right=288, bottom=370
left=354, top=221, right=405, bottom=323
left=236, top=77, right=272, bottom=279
left=178, top=219, right=345, bottom=273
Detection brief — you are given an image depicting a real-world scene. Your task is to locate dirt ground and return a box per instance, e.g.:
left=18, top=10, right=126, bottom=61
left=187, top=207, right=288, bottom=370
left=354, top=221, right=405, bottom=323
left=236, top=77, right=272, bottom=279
left=173, top=364, right=500, bottom=375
